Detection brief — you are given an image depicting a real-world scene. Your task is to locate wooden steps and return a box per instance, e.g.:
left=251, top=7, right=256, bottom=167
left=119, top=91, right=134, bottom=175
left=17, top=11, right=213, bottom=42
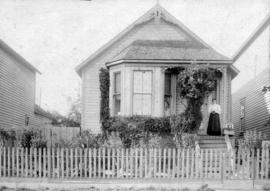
left=198, top=135, right=227, bottom=149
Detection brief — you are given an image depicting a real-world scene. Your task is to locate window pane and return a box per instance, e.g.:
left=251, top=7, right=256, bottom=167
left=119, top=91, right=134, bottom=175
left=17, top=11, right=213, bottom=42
left=133, top=71, right=143, bottom=93
left=133, top=71, right=152, bottom=116
left=114, top=73, right=121, bottom=93
left=142, top=95, right=151, bottom=115
left=142, top=71, right=152, bottom=93
left=164, top=73, right=171, bottom=95
left=114, top=95, right=121, bottom=115
left=133, top=94, right=142, bottom=115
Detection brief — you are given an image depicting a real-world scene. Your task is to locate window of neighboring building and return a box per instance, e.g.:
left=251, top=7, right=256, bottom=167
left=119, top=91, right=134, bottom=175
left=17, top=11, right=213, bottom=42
left=113, top=72, right=121, bottom=115
left=164, top=73, right=172, bottom=116
left=133, top=71, right=152, bottom=115
left=240, top=97, right=246, bottom=131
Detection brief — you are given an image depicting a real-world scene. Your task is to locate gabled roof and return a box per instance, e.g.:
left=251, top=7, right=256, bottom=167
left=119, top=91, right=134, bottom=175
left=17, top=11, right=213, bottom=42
left=75, top=4, right=230, bottom=77
left=108, top=40, right=230, bottom=63
left=232, top=12, right=270, bottom=63
left=0, top=38, right=41, bottom=74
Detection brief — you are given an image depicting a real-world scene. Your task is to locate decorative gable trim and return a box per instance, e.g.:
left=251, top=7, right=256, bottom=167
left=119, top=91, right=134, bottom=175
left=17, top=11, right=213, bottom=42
left=75, top=4, right=229, bottom=77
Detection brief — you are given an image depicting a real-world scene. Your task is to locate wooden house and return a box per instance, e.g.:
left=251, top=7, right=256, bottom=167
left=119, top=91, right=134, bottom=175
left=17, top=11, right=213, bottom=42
left=0, top=38, right=51, bottom=130
left=76, top=4, right=238, bottom=134
left=232, top=13, right=270, bottom=138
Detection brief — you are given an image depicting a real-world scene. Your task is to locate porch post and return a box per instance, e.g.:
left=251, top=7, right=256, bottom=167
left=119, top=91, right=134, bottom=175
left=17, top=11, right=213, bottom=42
left=159, top=67, right=166, bottom=117
left=222, top=66, right=227, bottom=130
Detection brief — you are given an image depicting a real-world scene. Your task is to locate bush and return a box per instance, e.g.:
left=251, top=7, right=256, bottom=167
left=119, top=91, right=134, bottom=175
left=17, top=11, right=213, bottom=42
left=179, top=133, right=198, bottom=149
left=104, top=115, right=195, bottom=148
left=0, top=127, right=16, bottom=146
left=106, top=116, right=173, bottom=148
left=237, top=129, right=267, bottom=149
left=21, top=129, right=47, bottom=148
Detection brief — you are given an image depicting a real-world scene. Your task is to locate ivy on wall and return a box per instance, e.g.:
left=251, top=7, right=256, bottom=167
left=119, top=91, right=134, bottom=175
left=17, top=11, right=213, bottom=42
left=99, top=68, right=110, bottom=134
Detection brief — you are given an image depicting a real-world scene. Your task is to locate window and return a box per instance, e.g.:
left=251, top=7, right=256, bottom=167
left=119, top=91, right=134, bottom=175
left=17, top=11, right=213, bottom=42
left=133, top=71, right=152, bottom=115
left=164, top=73, right=171, bottom=116
left=113, top=72, right=121, bottom=115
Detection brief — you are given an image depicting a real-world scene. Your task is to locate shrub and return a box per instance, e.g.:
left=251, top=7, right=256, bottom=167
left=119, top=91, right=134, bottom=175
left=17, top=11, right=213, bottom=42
left=106, top=116, right=173, bottom=148
left=72, top=130, right=106, bottom=148
left=105, top=115, right=196, bottom=148
left=0, top=127, right=16, bottom=146
left=179, top=133, right=198, bottom=149
left=102, top=132, right=123, bottom=148
left=21, top=129, right=47, bottom=148
left=237, top=129, right=267, bottom=149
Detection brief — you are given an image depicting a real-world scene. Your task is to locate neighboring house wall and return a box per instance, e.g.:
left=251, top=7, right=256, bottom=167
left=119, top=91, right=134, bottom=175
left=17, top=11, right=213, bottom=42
left=232, top=25, right=270, bottom=137
left=232, top=70, right=270, bottom=138
left=81, top=19, right=191, bottom=133
left=0, top=43, right=43, bottom=129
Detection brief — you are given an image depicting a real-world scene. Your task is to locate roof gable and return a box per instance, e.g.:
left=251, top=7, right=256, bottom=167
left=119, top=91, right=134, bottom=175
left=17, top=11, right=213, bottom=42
left=75, top=4, right=229, bottom=76
left=232, top=12, right=270, bottom=63
left=0, top=38, right=41, bottom=74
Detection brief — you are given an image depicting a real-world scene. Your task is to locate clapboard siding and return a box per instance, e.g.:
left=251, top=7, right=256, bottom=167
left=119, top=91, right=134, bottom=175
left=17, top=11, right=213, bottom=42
left=232, top=69, right=270, bottom=138
left=0, top=44, right=46, bottom=129
left=82, top=19, right=190, bottom=133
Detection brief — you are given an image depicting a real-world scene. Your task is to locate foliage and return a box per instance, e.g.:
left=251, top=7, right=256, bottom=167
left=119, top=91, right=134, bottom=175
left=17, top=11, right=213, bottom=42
left=99, top=68, right=110, bottom=134
left=237, top=130, right=267, bottom=149
left=106, top=115, right=196, bottom=148
left=262, top=85, right=270, bottom=94
left=0, top=127, right=16, bottom=147
left=138, top=134, right=176, bottom=148
left=21, top=129, right=35, bottom=148
left=51, top=111, right=80, bottom=127
left=102, top=132, right=123, bottom=148
left=66, top=130, right=105, bottom=148
left=176, top=64, right=221, bottom=132
left=66, top=95, right=81, bottom=127
left=264, top=117, right=270, bottom=127
left=178, top=133, right=199, bottom=149
left=170, top=114, right=189, bottom=143
left=21, top=129, right=47, bottom=148
left=106, top=116, right=173, bottom=148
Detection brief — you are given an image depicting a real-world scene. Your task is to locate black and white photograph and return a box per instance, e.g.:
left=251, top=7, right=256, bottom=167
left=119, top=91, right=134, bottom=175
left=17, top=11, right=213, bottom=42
left=0, top=0, right=270, bottom=190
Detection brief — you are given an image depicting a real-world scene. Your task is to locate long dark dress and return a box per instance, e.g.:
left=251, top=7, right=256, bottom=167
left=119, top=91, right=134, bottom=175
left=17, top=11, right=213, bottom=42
left=207, top=112, right=221, bottom=136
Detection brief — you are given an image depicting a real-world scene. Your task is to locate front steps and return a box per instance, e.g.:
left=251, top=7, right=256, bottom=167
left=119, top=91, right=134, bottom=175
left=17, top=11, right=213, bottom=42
left=198, top=135, right=227, bottom=149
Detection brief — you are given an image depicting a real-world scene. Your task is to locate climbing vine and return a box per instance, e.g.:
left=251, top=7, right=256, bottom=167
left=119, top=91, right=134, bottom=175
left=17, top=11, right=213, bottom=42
left=176, top=64, right=222, bottom=132
left=99, top=67, right=110, bottom=133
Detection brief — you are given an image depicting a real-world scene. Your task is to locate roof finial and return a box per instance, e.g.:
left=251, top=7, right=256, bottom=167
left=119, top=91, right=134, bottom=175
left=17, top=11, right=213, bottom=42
left=157, top=0, right=160, bottom=5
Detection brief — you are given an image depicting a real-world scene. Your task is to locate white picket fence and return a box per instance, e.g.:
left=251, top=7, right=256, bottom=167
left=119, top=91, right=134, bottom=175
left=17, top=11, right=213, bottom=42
left=0, top=147, right=269, bottom=180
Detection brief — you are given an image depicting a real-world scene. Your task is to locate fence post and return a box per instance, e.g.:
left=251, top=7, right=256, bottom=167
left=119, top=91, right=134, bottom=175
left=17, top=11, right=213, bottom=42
left=221, top=152, right=225, bottom=185
left=252, top=149, right=256, bottom=189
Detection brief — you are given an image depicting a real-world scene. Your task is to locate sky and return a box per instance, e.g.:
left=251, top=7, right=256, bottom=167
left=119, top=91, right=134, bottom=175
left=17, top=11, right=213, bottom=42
left=0, top=0, right=269, bottom=115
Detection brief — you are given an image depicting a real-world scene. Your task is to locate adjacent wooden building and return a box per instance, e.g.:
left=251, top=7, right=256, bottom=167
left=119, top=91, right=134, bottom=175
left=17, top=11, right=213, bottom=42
left=232, top=13, right=270, bottom=138
left=0, top=38, right=51, bottom=130
left=76, top=4, right=238, bottom=134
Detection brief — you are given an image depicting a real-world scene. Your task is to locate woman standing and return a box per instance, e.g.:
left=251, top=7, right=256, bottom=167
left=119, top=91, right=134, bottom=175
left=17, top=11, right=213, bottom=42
left=207, top=99, right=221, bottom=136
